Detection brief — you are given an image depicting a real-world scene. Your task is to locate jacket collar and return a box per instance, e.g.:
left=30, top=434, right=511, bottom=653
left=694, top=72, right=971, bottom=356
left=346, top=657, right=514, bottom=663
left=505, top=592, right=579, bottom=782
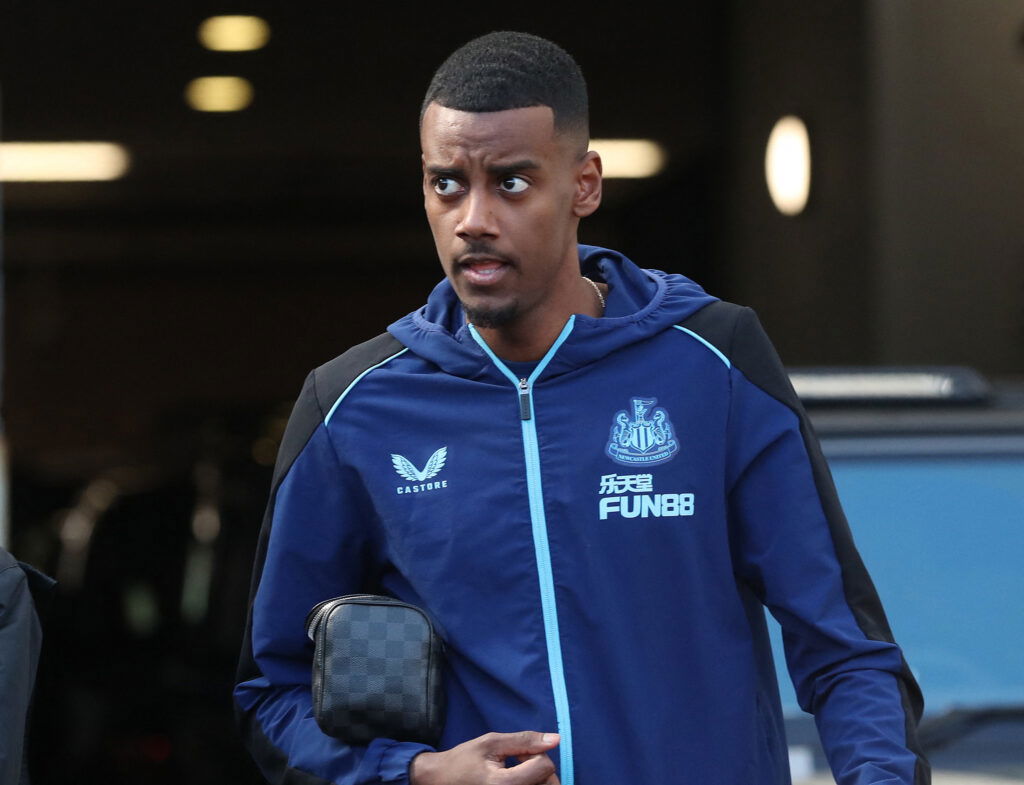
left=387, top=245, right=717, bottom=381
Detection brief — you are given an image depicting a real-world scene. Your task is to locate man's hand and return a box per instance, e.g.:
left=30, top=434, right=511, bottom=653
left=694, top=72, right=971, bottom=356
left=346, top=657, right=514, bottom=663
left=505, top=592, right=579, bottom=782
left=409, top=731, right=560, bottom=785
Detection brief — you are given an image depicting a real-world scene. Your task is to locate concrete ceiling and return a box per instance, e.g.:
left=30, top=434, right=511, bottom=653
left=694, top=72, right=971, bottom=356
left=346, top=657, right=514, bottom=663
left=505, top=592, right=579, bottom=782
left=0, top=3, right=728, bottom=269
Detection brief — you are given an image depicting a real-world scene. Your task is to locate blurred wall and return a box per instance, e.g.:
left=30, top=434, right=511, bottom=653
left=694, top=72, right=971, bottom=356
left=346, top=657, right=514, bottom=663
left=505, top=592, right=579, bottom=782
left=726, top=0, right=1024, bottom=374
left=872, top=0, right=1024, bottom=374
left=726, top=0, right=873, bottom=365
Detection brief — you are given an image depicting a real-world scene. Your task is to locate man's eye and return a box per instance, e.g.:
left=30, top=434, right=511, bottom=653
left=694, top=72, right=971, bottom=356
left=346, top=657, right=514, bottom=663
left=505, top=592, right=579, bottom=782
left=499, top=176, right=529, bottom=194
left=433, top=177, right=462, bottom=196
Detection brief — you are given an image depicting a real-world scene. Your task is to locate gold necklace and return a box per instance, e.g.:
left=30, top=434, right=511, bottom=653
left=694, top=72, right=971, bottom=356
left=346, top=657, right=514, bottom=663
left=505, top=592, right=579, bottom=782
left=582, top=276, right=605, bottom=312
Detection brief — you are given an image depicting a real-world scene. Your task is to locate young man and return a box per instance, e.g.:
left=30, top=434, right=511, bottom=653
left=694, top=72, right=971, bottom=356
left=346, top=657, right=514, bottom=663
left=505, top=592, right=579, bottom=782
left=236, top=32, right=929, bottom=785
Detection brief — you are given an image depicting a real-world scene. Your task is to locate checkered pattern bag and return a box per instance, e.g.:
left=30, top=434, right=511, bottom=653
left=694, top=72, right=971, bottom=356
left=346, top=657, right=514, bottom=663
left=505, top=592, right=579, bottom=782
left=305, top=594, right=445, bottom=746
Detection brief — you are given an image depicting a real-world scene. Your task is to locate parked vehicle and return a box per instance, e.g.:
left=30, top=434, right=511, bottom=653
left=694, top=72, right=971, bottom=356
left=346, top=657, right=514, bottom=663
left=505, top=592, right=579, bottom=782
left=778, top=368, right=1024, bottom=783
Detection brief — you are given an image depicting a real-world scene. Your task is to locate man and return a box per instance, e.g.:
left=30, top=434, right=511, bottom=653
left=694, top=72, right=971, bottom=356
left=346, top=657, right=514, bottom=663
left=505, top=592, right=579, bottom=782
left=236, top=31, right=929, bottom=785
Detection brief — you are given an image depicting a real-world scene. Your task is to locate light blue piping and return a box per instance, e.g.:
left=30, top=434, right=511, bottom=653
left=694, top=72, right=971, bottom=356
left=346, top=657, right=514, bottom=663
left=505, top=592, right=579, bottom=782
left=468, top=324, right=519, bottom=386
left=467, top=318, right=576, bottom=785
left=673, top=325, right=731, bottom=367
left=323, top=348, right=409, bottom=424
left=467, top=316, right=575, bottom=387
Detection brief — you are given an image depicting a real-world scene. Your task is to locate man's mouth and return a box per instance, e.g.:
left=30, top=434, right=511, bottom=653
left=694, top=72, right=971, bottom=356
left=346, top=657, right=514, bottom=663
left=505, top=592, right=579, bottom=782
left=457, top=255, right=512, bottom=286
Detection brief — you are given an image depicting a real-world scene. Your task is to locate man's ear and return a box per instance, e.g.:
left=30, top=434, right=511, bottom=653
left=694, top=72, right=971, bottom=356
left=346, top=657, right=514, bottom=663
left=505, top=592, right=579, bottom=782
left=572, top=151, right=602, bottom=217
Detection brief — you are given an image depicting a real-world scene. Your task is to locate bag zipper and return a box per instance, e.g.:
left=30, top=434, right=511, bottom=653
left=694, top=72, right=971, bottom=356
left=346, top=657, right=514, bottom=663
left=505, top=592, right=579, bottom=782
left=305, top=594, right=428, bottom=641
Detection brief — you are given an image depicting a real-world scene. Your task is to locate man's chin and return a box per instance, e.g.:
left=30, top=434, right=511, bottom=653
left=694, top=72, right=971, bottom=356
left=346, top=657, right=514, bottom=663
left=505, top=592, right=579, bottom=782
left=462, top=301, right=519, bottom=329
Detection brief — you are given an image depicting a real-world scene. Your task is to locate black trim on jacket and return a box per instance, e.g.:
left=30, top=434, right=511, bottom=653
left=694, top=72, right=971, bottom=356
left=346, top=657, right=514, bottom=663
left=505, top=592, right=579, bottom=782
left=679, top=300, right=930, bottom=785
left=234, top=333, right=405, bottom=785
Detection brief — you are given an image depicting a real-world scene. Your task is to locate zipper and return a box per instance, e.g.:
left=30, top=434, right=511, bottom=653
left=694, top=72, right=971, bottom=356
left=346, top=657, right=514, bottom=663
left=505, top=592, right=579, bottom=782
left=305, top=594, right=426, bottom=640
left=468, top=319, right=576, bottom=785
left=518, top=381, right=574, bottom=785
left=518, top=378, right=532, bottom=420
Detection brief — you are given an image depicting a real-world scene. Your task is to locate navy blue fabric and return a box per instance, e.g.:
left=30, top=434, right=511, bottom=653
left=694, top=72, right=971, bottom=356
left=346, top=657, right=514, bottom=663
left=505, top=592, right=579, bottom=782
left=1, top=550, right=43, bottom=785
left=235, top=246, right=924, bottom=785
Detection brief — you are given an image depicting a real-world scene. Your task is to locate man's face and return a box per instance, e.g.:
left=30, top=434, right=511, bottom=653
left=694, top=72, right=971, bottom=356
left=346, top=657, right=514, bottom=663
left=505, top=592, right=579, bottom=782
left=420, top=102, right=598, bottom=329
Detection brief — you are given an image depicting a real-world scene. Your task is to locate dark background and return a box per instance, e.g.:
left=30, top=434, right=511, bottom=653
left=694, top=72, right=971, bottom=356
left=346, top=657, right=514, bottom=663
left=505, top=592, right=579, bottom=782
left=2, top=1, right=1022, bottom=782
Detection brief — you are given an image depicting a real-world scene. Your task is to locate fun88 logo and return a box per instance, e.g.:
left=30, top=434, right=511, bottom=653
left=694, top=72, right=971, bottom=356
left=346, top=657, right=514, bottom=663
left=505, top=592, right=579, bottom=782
left=597, top=473, right=695, bottom=520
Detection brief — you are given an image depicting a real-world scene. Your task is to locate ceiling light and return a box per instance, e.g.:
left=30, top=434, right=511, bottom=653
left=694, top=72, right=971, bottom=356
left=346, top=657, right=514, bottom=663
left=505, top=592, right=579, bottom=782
left=185, top=76, right=254, bottom=112
left=765, top=115, right=811, bottom=216
left=0, top=142, right=130, bottom=182
left=198, top=15, right=270, bottom=52
left=590, top=139, right=666, bottom=178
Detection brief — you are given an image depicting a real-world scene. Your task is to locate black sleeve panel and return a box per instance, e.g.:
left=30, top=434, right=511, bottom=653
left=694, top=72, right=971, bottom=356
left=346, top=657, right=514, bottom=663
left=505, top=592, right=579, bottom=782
left=310, top=332, right=406, bottom=418
left=0, top=554, right=40, bottom=785
left=262, top=333, right=405, bottom=498
left=678, top=301, right=930, bottom=785
left=234, top=332, right=406, bottom=781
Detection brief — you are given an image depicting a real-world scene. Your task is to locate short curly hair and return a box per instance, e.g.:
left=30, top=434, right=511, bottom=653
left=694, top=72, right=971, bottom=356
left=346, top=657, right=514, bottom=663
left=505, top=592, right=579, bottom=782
left=421, top=31, right=589, bottom=143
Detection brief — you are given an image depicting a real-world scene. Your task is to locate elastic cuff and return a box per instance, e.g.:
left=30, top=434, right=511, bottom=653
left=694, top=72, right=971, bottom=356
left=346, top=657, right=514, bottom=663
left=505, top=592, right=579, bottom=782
left=377, top=739, right=435, bottom=785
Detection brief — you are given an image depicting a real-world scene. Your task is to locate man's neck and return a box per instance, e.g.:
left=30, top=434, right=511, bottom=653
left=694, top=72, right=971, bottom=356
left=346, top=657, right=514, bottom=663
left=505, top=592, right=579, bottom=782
left=473, top=277, right=606, bottom=363
left=473, top=320, right=565, bottom=364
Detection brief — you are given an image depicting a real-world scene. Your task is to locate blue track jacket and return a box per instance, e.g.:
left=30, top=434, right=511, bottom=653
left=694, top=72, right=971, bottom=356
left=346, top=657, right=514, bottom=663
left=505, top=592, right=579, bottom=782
left=235, top=246, right=928, bottom=785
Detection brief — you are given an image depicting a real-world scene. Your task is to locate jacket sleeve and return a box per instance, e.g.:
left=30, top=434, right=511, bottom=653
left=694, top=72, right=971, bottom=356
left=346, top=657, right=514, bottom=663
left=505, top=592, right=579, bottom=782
left=722, top=307, right=929, bottom=785
left=234, top=370, right=433, bottom=785
left=0, top=556, right=40, bottom=785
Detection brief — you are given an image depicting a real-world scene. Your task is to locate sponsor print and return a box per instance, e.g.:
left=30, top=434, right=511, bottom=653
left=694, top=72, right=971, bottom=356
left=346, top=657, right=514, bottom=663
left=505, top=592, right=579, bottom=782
left=391, top=447, right=448, bottom=495
left=597, top=472, right=695, bottom=520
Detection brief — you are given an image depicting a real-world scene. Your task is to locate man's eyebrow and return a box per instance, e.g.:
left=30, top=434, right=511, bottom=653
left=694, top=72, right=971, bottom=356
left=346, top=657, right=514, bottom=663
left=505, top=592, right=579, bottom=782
left=425, top=164, right=463, bottom=177
left=424, top=160, right=541, bottom=178
left=487, top=159, right=540, bottom=175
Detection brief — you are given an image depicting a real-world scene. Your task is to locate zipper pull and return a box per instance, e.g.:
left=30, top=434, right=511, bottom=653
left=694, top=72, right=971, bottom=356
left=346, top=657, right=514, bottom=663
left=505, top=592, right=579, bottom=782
left=518, top=378, right=532, bottom=420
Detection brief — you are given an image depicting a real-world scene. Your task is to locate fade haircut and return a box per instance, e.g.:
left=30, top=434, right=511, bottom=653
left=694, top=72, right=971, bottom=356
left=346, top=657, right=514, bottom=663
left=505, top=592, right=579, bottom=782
left=421, top=31, right=589, bottom=150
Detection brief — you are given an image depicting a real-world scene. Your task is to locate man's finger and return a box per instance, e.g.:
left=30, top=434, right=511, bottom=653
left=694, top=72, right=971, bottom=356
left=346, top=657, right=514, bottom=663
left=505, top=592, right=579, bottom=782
left=481, top=730, right=559, bottom=758
left=497, top=751, right=557, bottom=785
left=514, top=751, right=560, bottom=766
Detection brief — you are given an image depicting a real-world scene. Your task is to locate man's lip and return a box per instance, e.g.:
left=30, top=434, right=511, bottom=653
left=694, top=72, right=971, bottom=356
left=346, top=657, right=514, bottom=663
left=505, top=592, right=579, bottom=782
left=456, top=255, right=512, bottom=286
left=456, top=254, right=513, bottom=268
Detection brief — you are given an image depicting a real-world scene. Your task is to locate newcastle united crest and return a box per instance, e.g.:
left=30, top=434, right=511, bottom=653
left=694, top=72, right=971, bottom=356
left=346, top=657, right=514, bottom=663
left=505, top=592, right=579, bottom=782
left=605, top=397, right=679, bottom=466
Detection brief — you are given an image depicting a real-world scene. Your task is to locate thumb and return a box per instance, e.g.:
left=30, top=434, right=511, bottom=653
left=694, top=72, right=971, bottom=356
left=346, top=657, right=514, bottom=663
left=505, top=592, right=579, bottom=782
left=485, top=731, right=560, bottom=757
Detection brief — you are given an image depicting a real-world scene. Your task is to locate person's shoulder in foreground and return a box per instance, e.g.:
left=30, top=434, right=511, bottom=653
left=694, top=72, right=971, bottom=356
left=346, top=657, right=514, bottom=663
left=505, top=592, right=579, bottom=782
left=235, top=29, right=930, bottom=785
left=0, top=547, right=46, bottom=785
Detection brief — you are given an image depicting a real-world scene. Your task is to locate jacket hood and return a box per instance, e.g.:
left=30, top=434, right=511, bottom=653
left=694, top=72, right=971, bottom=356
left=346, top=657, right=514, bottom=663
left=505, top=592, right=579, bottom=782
left=387, top=244, right=718, bottom=380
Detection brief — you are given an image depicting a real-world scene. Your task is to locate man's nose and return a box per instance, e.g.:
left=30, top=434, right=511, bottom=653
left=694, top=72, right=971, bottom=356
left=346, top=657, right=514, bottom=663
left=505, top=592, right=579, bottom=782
left=455, top=190, right=498, bottom=239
